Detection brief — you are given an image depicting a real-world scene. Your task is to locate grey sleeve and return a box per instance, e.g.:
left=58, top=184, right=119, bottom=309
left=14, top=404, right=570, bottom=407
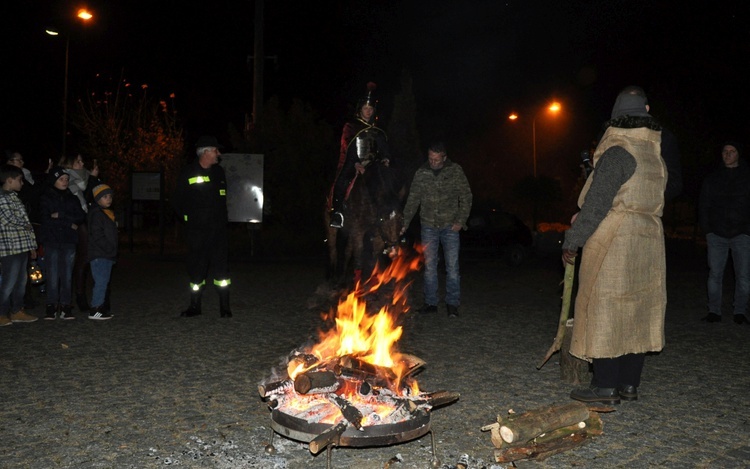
left=563, top=146, right=636, bottom=250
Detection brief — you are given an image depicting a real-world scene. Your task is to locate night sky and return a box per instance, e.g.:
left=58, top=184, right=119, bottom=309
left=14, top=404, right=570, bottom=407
left=3, top=0, right=748, bottom=202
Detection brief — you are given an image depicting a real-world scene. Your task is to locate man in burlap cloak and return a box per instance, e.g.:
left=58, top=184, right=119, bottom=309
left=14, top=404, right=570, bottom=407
left=562, top=86, right=668, bottom=405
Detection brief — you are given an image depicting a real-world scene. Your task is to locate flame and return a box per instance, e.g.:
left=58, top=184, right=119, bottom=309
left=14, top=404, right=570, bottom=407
left=273, top=246, right=429, bottom=426
left=299, top=247, right=423, bottom=385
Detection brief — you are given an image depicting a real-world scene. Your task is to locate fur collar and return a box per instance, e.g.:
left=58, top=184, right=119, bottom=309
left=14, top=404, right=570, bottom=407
left=603, top=115, right=662, bottom=131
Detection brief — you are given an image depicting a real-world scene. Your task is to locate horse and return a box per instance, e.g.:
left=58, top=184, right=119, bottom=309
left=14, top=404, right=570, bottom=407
left=325, top=161, right=406, bottom=288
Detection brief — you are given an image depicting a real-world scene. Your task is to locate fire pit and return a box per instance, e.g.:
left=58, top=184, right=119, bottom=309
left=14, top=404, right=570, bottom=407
left=259, top=251, right=459, bottom=466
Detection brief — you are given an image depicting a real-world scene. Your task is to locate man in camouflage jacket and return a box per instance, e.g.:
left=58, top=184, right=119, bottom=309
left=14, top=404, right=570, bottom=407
left=402, top=141, right=472, bottom=317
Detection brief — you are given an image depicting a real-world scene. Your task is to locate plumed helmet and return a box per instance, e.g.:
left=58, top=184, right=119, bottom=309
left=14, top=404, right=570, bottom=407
left=356, top=82, right=378, bottom=112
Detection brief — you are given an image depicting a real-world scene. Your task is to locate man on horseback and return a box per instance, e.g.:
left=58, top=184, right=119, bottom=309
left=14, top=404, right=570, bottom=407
left=329, top=82, right=391, bottom=229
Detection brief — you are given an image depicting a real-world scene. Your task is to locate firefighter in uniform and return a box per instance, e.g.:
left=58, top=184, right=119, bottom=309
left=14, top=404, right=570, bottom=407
left=329, top=82, right=391, bottom=229
left=173, top=135, right=232, bottom=317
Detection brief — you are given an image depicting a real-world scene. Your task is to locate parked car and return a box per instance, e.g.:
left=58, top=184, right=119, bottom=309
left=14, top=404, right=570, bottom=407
left=460, top=208, right=534, bottom=265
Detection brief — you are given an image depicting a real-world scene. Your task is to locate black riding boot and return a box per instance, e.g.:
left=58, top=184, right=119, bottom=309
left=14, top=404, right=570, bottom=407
left=180, top=289, right=202, bottom=317
left=219, top=288, right=232, bottom=318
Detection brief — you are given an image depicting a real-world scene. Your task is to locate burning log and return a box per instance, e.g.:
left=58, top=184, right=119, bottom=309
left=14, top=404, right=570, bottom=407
left=294, top=371, right=340, bottom=394
left=407, top=390, right=461, bottom=412
left=336, top=366, right=392, bottom=390
left=286, top=352, right=320, bottom=377
left=328, top=394, right=364, bottom=430
left=499, top=402, right=590, bottom=444
left=337, top=355, right=397, bottom=381
left=308, top=421, right=347, bottom=454
left=258, top=379, right=293, bottom=398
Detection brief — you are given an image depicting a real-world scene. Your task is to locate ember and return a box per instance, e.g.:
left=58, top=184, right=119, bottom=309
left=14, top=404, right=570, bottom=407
left=259, top=248, right=459, bottom=454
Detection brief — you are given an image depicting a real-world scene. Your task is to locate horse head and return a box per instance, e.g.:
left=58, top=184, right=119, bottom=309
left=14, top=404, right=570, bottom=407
left=373, top=205, right=405, bottom=259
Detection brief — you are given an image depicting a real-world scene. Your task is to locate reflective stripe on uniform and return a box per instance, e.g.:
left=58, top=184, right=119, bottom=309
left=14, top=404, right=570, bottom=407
left=188, top=176, right=210, bottom=184
left=219, top=189, right=226, bottom=196
left=190, top=280, right=206, bottom=291
left=213, top=278, right=231, bottom=287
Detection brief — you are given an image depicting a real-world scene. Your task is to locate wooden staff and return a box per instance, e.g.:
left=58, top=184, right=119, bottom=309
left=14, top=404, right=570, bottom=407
left=538, top=260, right=575, bottom=370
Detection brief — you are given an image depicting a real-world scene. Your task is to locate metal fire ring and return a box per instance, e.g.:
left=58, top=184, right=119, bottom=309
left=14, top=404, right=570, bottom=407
left=271, top=409, right=431, bottom=447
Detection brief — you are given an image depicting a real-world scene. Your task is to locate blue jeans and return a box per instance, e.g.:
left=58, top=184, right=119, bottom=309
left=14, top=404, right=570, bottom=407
left=421, top=225, right=461, bottom=306
left=0, top=252, right=29, bottom=316
left=45, top=244, right=76, bottom=306
left=706, top=233, right=750, bottom=316
left=90, top=258, right=115, bottom=308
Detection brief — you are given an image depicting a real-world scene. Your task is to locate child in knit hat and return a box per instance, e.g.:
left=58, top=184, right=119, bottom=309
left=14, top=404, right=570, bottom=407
left=87, top=183, right=117, bottom=320
left=39, top=166, right=87, bottom=320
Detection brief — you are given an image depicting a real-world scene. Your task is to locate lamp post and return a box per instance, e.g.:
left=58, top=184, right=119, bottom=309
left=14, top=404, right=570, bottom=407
left=45, top=8, right=93, bottom=157
left=509, top=101, right=561, bottom=178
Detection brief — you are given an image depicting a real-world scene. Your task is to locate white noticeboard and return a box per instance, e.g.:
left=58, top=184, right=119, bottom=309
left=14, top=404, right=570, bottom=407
left=220, top=153, right=264, bottom=223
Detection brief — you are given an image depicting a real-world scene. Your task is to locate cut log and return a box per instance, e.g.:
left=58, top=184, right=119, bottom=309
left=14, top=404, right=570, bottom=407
left=294, top=371, right=340, bottom=394
left=308, top=421, right=347, bottom=454
left=499, top=402, right=590, bottom=444
left=258, top=379, right=293, bottom=398
left=534, top=412, right=603, bottom=444
left=493, top=413, right=603, bottom=463
left=480, top=422, right=505, bottom=448
left=560, top=319, right=590, bottom=385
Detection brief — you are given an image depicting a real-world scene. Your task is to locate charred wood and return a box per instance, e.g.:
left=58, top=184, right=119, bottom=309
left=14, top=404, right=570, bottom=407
left=308, top=421, right=347, bottom=454
left=407, top=390, right=461, bottom=411
left=328, top=394, right=364, bottom=430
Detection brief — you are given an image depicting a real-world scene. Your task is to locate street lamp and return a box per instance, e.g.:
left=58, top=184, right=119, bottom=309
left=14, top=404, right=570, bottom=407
left=45, top=8, right=93, bottom=157
left=509, top=102, right=562, bottom=178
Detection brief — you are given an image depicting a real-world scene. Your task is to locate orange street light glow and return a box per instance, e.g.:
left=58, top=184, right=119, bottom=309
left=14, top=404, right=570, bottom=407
left=77, top=9, right=93, bottom=21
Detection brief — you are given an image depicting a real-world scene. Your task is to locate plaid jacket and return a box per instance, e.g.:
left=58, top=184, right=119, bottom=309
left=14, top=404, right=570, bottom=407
left=0, top=190, right=37, bottom=256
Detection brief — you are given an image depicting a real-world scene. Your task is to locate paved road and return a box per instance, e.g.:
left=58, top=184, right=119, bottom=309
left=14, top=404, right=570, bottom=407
left=1, top=240, right=749, bottom=468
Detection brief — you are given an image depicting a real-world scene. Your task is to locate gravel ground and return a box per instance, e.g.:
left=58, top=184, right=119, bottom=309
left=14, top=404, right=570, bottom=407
left=1, top=239, right=749, bottom=469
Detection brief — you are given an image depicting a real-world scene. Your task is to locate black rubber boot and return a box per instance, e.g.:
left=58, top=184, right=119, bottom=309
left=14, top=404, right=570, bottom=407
left=219, top=289, right=232, bottom=318
left=180, top=289, right=202, bottom=317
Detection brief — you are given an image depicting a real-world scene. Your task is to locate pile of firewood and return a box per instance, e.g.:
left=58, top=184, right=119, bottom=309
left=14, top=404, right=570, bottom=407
left=481, top=401, right=609, bottom=463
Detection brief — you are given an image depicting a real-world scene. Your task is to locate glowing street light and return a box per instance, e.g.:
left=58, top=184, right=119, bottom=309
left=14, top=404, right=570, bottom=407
left=509, top=101, right=562, bottom=178
left=46, top=8, right=94, bottom=157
